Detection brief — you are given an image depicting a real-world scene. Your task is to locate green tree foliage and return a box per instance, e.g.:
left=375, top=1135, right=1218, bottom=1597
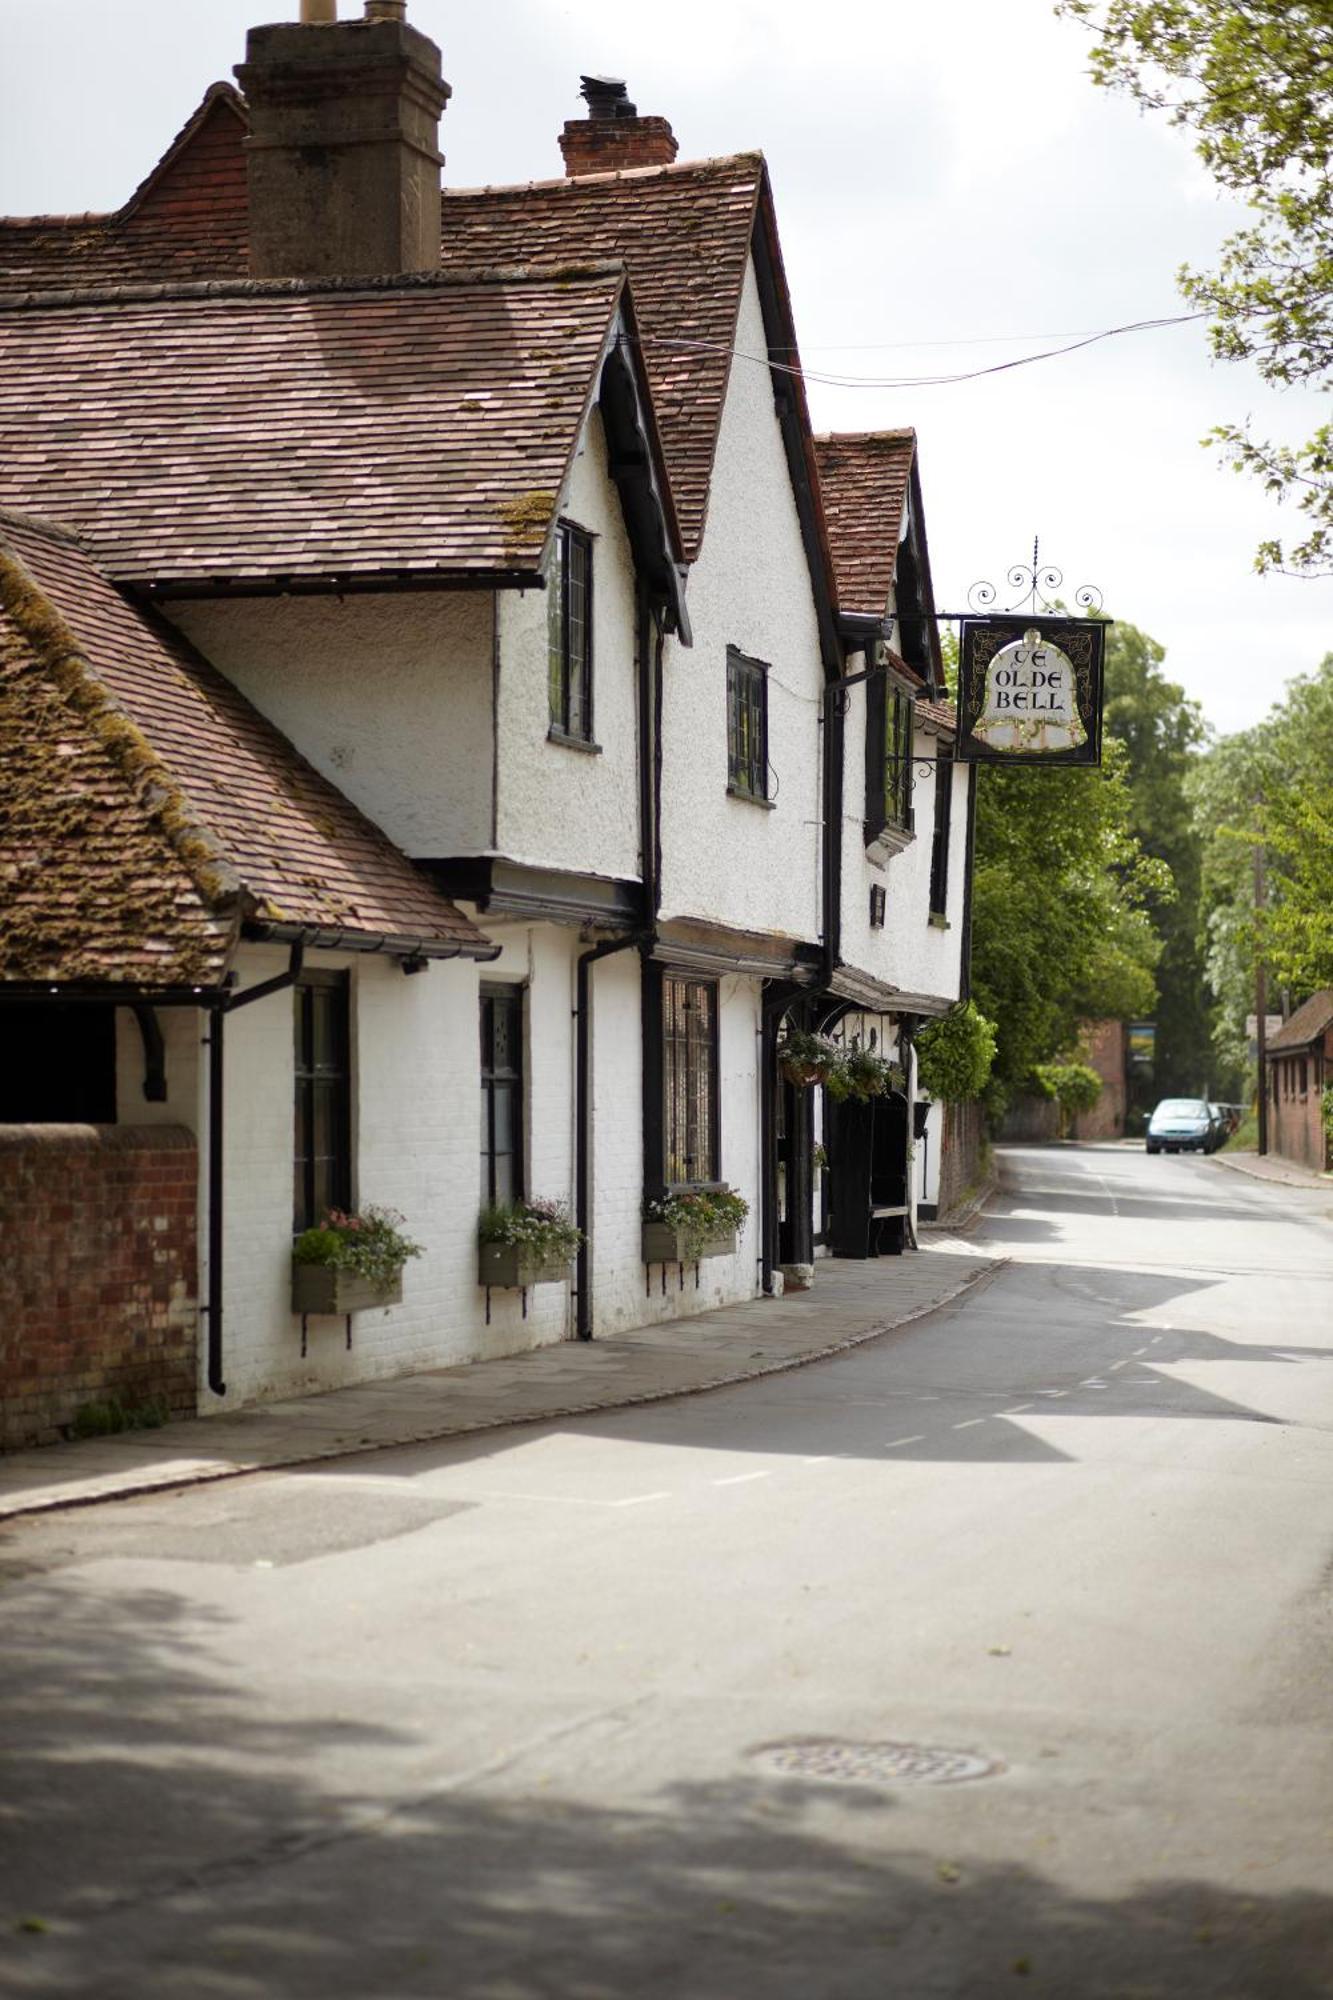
left=1102, top=620, right=1213, bottom=1093
left=1190, top=655, right=1333, bottom=1069
left=1059, top=0, right=1333, bottom=574
left=915, top=1001, right=998, bottom=1102
left=1034, top=1060, right=1104, bottom=1135
left=970, top=739, right=1167, bottom=1114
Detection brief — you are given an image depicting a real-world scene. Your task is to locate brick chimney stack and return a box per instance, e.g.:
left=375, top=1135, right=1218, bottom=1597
left=236, top=1, right=450, bottom=279
left=558, top=76, right=679, bottom=177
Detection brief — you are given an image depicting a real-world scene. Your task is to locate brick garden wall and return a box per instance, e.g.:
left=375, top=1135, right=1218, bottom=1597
left=0, top=1125, right=198, bottom=1450
left=937, top=1099, right=987, bottom=1218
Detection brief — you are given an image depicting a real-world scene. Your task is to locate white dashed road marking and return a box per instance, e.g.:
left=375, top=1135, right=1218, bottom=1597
left=712, top=1471, right=772, bottom=1487
left=885, top=1435, right=926, bottom=1449
left=953, top=1418, right=986, bottom=1430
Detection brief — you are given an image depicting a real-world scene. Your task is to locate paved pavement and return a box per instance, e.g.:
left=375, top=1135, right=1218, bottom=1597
left=1211, top=1145, right=1333, bottom=1190
left=0, top=1226, right=999, bottom=1522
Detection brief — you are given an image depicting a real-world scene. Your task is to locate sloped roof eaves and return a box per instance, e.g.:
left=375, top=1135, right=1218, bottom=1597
left=1268, top=989, right=1333, bottom=1052
left=0, top=269, right=626, bottom=587
left=1, top=513, right=493, bottom=963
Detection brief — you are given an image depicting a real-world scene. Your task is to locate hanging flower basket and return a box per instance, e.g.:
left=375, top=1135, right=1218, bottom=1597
left=778, top=1029, right=842, bottom=1090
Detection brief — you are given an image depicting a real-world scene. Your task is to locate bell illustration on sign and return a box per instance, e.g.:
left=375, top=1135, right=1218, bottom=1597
left=969, top=626, right=1087, bottom=754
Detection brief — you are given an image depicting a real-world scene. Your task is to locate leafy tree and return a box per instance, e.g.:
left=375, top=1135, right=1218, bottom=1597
left=1033, top=1060, right=1104, bottom=1135
left=1188, top=652, right=1333, bottom=1076
left=1102, top=620, right=1213, bottom=1094
left=1059, top=0, right=1333, bottom=574
left=970, top=738, right=1167, bottom=1115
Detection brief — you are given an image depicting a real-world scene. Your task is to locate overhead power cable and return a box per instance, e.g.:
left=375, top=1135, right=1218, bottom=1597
left=633, top=309, right=1208, bottom=391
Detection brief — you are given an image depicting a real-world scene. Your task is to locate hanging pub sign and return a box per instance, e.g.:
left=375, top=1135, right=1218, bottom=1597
left=955, top=614, right=1106, bottom=766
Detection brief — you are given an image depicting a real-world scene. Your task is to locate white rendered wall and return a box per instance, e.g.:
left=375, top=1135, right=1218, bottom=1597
left=657, top=258, right=823, bottom=943
left=496, top=406, right=641, bottom=884
left=165, top=590, right=495, bottom=859
left=838, top=663, right=968, bottom=1010
left=919, top=1099, right=945, bottom=1212
left=113, top=1004, right=200, bottom=1131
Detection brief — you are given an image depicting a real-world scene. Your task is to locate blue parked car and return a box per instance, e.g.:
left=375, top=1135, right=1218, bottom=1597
left=1145, top=1098, right=1223, bottom=1155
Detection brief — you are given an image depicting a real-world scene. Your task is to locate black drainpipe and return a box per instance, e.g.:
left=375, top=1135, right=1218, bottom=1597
left=204, top=1000, right=226, bottom=1397
left=759, top=979, right=804, bottom=1295
left=574, top=935, right=642, bottom=1341
left=202, top=937, right=307, bottom=1399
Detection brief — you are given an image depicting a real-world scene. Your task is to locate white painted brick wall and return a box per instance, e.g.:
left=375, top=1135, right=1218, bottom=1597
left=191, top=933, right=765, bottom=1412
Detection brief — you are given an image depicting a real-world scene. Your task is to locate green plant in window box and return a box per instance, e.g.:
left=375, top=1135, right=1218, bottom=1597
left=478, top=1198, right=582, bottom=1288
left=642, top=1184, right=750, bottom=1263
left=292, top=1205, right=422, bottom=1315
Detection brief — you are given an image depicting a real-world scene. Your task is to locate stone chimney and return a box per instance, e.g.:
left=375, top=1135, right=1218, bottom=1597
left=558, top=76, right=679, bottom=177
left=236, top=2, right=450, bottom=279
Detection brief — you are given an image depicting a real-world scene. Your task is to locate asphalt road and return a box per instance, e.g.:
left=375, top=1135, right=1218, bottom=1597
left=3, top=1143, right=1332, bottom=1999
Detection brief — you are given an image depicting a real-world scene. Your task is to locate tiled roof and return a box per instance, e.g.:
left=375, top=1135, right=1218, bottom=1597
left=1268, top=989, right=1333, bottom=1052
left=813, top=431, right=916, bottom=618
left=0, top=511, right=491, bottom=985
left=0, top=269, right=626, bottom=587
left=0, top=86, right=765, bottom=564
left=442, top=157, right=764, bottom=557
left=0, top=87, right=250, bottom=298
left=916, top=697, right=958, bottom=736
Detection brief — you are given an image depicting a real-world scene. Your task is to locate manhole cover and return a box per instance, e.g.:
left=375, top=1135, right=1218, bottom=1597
left=749, top=1737, right=1002, bottom=1786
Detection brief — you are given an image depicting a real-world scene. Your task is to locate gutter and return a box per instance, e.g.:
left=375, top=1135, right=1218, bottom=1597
left=245, top=918, right=500, bottom=963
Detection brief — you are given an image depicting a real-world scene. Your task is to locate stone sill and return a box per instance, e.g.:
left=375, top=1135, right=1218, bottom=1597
left=547, top=728, right=602, bottom=756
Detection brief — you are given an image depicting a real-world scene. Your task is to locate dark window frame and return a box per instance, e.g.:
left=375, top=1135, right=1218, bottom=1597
left=480, top=982, right=525, bottom=1207
left=547, top=520, right=595, bottom=745
left=293, top=971, right=352, bottom=1234
left=865, top=672, right=916, bottom=847
left=662, top=973, right=720, bottom=1188
left=928, top=747, right=954, bottom=917
left=726, top=646, right=770, bottom=803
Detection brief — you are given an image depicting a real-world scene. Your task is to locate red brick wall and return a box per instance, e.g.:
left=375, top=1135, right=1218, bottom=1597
left=0, top=1125, right=198, bottom=1450
left=1073, top=1020, right=1127, bottom=1140
left=936, top=1099, right=987, bottom=1217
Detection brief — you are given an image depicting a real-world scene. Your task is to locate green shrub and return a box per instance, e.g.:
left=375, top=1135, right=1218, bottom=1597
left=915, top=1001, right=998, bottom=1102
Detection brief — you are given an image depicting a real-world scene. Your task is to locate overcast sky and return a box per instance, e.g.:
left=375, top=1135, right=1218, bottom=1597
left=2, top=0, right=1327, bottom=735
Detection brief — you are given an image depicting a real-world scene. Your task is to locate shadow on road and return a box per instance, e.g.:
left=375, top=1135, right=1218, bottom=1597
left=1, top=1576, right=1329, bottom=1998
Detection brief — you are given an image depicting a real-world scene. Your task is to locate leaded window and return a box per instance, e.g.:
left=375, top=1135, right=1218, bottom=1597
left=866, top=674, right=915, bottom=843
left=663, top=975, right=718, bottom=1186
left=294, top=972, right=351, bottom=1233
left=548, top=521, right=594, bottom=742
left=480, top=984, right=524, bottom=1205
left=929, top=750, right=953, bottom=916
left=726, top=647, right=769, bottom=800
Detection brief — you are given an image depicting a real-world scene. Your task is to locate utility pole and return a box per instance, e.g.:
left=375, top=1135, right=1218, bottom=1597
left=1254, top=842, right=1268, bottom=1157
